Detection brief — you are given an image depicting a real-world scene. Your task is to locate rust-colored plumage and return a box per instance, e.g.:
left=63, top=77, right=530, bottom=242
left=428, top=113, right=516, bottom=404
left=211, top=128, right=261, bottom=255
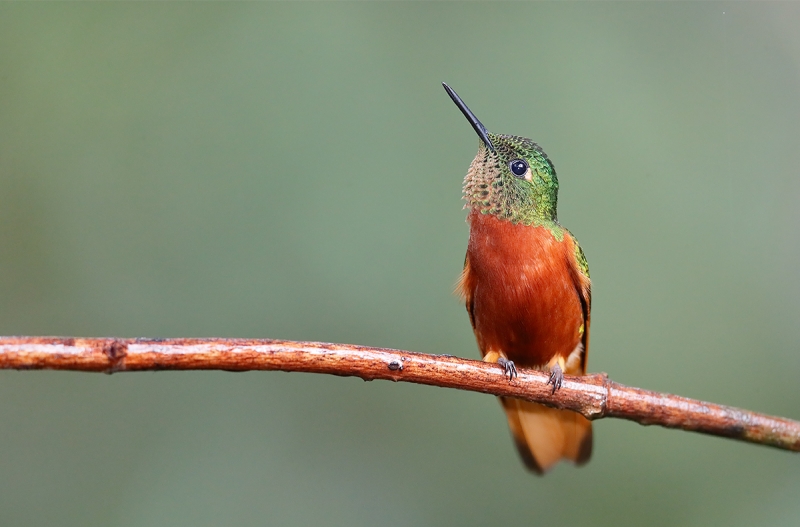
left=459, top=212, right=588, bottom=370
left=458, top=211, right=592, bottom=473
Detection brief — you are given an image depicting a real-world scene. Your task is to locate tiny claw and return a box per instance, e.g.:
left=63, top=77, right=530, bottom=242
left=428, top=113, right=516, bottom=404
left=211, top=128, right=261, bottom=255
left=497, top=357, right=517, bottom=380
left=547, top=363, right=563, bottom=394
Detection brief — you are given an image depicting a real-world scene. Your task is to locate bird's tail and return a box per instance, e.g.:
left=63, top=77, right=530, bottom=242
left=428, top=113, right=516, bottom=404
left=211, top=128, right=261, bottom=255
left=501, top=397, right=593, bottom=474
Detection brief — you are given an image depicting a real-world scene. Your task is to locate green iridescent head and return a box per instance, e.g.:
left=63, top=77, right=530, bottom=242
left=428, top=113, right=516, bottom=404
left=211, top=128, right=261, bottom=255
left=443, top=83, right=559, bottom=227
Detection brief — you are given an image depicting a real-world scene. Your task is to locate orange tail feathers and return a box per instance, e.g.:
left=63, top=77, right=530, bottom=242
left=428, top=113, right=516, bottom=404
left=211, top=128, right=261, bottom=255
left=501, top=398, right=593, bottom=474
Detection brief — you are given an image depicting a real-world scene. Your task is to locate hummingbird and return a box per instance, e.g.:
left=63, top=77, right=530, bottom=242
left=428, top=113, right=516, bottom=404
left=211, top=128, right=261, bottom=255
left=443, top=83, right=593, bottom=474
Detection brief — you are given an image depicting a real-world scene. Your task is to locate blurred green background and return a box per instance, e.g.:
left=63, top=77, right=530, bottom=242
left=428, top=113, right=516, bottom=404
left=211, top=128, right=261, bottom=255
left=1, top=2, right=799, bottom=526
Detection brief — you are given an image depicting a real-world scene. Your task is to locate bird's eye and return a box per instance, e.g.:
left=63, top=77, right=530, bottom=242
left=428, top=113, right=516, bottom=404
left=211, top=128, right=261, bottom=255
left=509, top=159, right=528, bottom=177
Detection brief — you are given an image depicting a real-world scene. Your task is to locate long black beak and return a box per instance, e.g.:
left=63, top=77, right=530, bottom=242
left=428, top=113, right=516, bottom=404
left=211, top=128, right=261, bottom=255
left=442, top=82, right=496, bottom=154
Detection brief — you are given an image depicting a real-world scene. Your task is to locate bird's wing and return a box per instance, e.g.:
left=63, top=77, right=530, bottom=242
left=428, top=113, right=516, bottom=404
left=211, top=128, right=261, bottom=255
left=566, top=230, right=591, bottom=373
left=456, top=253, right=476, bottom=330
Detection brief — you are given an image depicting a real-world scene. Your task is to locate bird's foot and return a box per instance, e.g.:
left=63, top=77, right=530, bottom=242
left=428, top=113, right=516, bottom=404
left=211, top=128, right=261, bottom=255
left=497, top=357, right=518, bottom=380
left=547, top=363, right=563, bottom=394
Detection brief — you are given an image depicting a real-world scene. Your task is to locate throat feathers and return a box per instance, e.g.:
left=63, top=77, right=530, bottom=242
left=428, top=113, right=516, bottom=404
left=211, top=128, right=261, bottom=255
left=444, top=83, right=593, bottom=474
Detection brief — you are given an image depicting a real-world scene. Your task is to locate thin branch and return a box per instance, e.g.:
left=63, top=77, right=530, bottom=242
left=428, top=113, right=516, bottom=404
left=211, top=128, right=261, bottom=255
left=1, top=336, right=798, bottom=452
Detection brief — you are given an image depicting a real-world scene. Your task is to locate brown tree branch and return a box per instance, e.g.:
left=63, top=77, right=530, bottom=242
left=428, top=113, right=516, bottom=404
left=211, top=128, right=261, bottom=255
left=1, top=336, right=798, bottom=452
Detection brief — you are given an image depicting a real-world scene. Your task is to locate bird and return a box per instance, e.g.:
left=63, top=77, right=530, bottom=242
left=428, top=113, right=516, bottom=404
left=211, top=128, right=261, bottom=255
left=443, top=83, right=593, bottom=474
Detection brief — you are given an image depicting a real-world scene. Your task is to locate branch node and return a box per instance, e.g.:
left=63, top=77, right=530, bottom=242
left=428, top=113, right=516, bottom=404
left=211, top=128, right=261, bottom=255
left=387, top=360, right=403, bottom=371
left=102, top=339, right=128, bottom=374
left=599, top=371, right=611, bottom=419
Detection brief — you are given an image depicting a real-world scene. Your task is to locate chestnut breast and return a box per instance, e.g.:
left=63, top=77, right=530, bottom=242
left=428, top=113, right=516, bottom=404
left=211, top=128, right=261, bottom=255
left=464, top=211, right=583, bottom=367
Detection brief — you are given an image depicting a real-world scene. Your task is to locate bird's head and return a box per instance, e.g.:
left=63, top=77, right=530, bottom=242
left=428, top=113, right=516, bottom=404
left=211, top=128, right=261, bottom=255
left=443, top=83, right=559, bottom=226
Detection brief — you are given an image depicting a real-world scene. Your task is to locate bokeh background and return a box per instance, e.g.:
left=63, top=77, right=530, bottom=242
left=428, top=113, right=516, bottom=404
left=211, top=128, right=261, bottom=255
left=1, top=2, right=799, bottom=526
